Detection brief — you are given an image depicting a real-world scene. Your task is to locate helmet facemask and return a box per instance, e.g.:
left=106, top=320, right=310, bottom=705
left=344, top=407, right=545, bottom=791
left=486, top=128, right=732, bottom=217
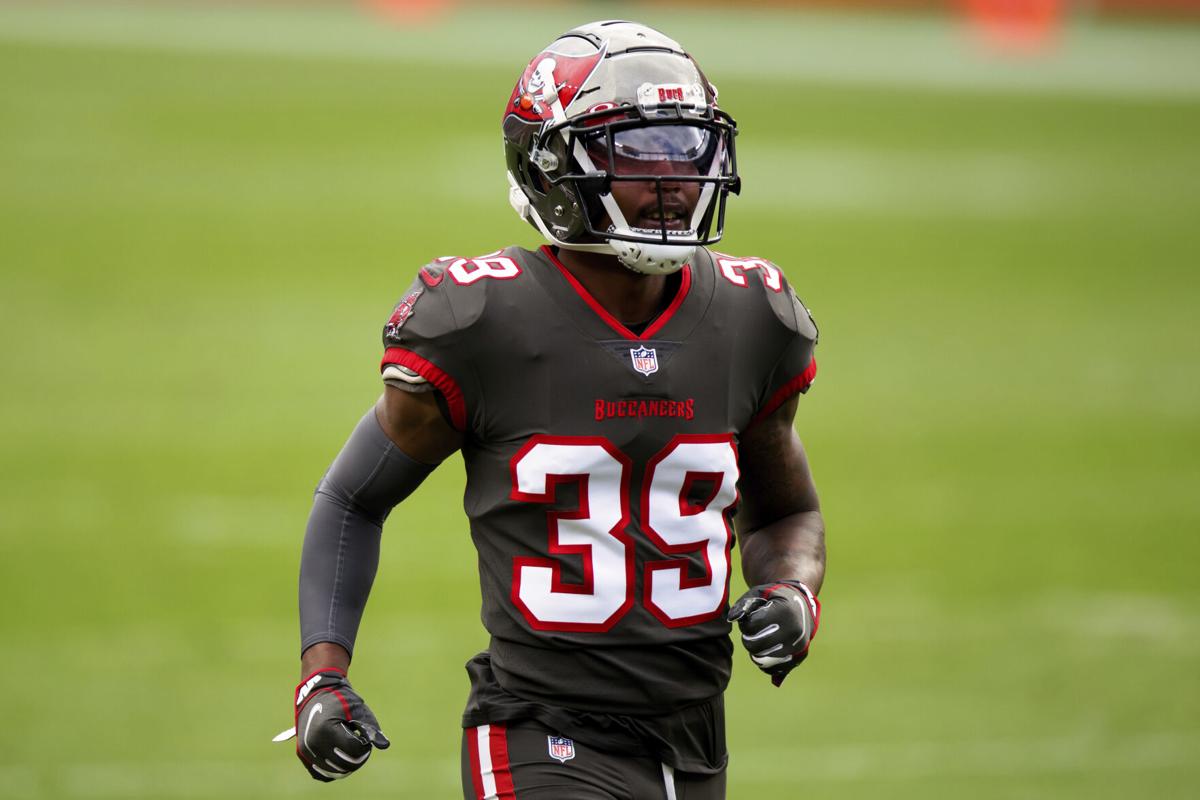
left=539, top=103, right=739, bottom=275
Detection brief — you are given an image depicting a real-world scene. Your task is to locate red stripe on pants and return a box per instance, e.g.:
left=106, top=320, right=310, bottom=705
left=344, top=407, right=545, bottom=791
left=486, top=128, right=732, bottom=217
left=489, top=723, right=516, bottom=799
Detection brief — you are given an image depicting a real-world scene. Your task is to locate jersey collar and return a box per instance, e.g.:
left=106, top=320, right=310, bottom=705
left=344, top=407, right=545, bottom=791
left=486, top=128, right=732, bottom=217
left=539, top=245, right=693, bottom=342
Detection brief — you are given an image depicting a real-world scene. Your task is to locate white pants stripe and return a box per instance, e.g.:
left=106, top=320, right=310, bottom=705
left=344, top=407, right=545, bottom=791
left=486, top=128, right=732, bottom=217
left=475, top=724, right=499, bottom=800
left=662, top=762, right=677, bottom=800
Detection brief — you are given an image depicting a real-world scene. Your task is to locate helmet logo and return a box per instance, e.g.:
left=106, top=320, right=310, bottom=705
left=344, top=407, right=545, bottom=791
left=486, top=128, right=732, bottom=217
left=636, top=82, right=707, bottom=112
left=508, top=44, right=607, bottom=123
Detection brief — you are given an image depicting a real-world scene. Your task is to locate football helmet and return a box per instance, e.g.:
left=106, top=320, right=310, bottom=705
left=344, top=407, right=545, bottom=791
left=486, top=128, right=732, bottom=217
left=503, top=20, right=740, bottom=275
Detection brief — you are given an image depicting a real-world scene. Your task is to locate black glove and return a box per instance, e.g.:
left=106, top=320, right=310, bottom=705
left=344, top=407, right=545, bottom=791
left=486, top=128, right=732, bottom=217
left=727, top=580, right=821, bottom=687
left=291, top=668, right=390, bottom=781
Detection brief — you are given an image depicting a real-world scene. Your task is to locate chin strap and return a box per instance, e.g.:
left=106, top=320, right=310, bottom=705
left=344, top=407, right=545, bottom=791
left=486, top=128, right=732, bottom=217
left=608, top=239, right=695, bottom=275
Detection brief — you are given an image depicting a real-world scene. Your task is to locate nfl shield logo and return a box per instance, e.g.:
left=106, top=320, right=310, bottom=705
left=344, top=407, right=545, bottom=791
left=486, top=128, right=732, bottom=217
left=630, top=346, right=659, bottom=376
left=547, top=735, right=575, bottom=763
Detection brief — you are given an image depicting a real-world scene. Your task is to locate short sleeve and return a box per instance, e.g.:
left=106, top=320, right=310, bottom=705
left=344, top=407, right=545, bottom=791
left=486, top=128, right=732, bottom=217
left=378, top=264, right=473, bottom=431
left=749, top=283, right=819, bottom=427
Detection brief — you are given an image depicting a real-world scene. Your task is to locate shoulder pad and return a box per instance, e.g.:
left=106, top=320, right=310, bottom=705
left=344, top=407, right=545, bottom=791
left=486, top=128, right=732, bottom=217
left=383, top=248, right=531, bottom=345
left=783, top=283, right=819, bottom=344
left=710, top=252, right=818, bottom=343
left=381, top=362, right=430, bottom=388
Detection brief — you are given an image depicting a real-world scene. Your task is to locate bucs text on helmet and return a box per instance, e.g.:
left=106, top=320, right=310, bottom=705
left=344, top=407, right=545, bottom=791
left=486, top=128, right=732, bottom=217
left=502, top=20, right=740, bottom=276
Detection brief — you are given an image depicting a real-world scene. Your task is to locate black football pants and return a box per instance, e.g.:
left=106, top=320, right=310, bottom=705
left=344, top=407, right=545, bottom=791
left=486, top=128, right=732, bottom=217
left=462, top=718, right=726, bottom=800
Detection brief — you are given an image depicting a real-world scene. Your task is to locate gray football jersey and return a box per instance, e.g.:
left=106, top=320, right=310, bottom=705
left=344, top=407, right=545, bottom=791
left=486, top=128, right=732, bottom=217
left=381, top=245, right=817, bottom=716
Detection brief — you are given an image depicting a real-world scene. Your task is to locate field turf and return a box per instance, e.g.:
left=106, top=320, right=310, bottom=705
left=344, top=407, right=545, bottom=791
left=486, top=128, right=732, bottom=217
left=1, top=3, right=1198, bottom=798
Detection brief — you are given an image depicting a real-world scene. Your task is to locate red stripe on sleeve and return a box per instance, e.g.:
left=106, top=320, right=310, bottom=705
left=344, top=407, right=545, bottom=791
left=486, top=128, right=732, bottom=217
left=748, top=358, right=818, bottom=429
left=380, top=347, right=467, bottom=431
left=489, top=723, right=517, bottom=799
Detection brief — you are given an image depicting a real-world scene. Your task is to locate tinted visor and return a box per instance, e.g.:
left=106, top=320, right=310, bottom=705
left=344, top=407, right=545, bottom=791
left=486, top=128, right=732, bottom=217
left=584, top=124, right=726, bottom=178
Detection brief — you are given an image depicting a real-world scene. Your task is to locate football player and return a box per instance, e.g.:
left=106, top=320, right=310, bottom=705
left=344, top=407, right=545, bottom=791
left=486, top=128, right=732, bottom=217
left=287, top=20, right=825, bottom=799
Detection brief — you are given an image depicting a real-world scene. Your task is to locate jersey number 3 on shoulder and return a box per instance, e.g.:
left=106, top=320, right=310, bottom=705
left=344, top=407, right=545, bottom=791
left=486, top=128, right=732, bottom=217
left=716, top=257, right=782, bottom=292
left=510, top=434, right=738, bottom=632
left=447, top=255, right=522, bottom=285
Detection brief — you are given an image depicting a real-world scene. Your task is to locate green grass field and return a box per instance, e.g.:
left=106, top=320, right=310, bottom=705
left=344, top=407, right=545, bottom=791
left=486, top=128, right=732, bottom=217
left=2, top=3, right=1199, bottom=798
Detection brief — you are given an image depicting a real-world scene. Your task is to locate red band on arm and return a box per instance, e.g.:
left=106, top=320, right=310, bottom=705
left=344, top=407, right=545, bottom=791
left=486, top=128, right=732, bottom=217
left=381, top=347, right=467, bottom=432
left=749, top=357, right=817, bottom=428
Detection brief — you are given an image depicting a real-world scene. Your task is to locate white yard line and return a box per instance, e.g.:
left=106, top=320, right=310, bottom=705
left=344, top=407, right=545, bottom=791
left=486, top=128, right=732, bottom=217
left=11, top=731, right=1196, bottom=796
left=2, top=5, right=1200, bottom=100
left=53, top=756, right=459, bottom=797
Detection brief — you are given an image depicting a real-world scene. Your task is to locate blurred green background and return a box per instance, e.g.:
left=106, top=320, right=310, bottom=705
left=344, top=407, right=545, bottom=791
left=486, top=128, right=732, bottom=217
left=2, top=2, right=1199, bottom=798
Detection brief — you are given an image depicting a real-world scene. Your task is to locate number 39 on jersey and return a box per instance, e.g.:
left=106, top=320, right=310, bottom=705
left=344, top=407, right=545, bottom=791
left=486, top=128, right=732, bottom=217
left=510, top=434, right=739, bottom=632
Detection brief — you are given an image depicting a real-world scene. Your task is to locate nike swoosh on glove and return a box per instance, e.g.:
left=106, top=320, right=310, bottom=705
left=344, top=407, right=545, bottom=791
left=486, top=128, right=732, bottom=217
left=289, top=668, right=390, bottom=782
left=727, top=580, right=821, bottom=687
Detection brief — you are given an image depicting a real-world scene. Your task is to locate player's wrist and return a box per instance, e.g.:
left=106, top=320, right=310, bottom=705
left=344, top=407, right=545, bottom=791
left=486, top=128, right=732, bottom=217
left=300, top=642, right=350, bottom=679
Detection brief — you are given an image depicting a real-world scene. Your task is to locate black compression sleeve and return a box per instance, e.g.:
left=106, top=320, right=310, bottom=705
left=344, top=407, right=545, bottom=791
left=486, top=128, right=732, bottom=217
left=299, top=409, right=435, bottom=657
